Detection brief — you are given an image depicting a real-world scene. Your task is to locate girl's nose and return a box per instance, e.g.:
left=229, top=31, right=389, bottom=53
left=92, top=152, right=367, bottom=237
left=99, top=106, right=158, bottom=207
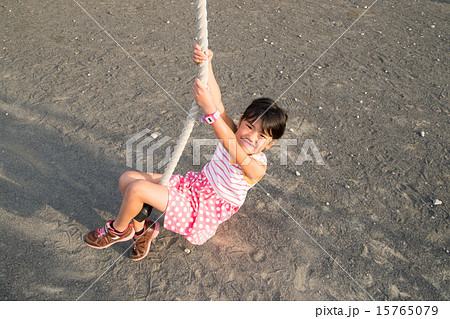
left=248, top=131, right=258, bottom=143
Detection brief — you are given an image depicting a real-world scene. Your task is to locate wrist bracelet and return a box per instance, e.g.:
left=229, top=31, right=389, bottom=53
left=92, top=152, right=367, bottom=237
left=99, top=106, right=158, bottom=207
left=201, top=109, right=220, bottom=124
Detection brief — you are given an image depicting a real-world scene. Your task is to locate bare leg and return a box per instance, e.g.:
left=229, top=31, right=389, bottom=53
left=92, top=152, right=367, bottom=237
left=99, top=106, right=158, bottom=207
left=132, top=219, right=145, bottom=234
left=119, top=171, right=162, bottom=197
left=117, top=171, right=163, bottom=232
left=113, top=179, right=168, bottom=232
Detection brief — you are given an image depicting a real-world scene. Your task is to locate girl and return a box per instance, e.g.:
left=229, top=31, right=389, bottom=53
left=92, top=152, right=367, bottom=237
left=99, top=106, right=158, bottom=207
left=84, top=44, right=288, bottom=261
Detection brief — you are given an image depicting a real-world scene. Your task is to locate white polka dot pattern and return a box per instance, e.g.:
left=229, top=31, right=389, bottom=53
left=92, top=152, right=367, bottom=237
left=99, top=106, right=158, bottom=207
left=163, top=171, right=240, bottom=245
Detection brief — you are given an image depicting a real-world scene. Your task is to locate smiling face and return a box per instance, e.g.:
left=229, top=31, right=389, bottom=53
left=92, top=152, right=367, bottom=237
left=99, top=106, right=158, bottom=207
left=235, top=119, right=275, bottom=155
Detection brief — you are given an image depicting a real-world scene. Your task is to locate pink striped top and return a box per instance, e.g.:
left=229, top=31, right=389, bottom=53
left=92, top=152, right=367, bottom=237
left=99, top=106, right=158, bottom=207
left=203, top=142, right=267, bottom=206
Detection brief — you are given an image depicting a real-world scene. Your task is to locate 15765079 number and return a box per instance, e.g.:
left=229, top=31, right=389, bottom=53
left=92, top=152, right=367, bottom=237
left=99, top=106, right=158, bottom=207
left=377, top=306, right=438, bottom=316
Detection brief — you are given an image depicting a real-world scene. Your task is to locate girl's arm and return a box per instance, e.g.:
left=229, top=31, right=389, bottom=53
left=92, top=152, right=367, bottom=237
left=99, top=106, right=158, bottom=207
left=193, top=44, right=237, bottom=132
left=192, top=79, right=266, bottom=182
left=206, top=61, right=237, bottom=132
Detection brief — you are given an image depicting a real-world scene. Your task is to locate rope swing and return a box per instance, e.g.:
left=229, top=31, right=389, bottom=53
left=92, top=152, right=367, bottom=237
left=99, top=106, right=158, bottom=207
left=159, top=0, right=209, bottom=186
left=135, top=1, right=209, bottom=223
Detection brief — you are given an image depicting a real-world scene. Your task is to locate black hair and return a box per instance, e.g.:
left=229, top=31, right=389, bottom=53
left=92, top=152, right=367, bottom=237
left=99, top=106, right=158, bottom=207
left=241, top=98, right=288, bottom=139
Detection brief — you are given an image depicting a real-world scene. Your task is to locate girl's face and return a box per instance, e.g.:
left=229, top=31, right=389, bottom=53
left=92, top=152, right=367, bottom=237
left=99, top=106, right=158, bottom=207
left=235, top=119, right=275, bottom=155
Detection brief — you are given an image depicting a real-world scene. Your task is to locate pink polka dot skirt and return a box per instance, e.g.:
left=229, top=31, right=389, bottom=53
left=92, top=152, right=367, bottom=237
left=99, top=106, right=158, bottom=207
left=164, top=170, right=240, bottom=245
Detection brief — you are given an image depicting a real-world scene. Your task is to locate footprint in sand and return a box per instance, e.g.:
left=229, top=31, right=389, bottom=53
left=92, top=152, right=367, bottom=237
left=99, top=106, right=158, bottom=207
left=250, top=250, right=266, bottom=263
left=293, top=264, right=310, bottom=292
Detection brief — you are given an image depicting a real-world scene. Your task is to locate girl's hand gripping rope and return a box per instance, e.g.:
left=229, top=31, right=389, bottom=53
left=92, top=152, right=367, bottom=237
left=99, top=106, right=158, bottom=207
left=193, top=43, right=213, bottom=64
left=192, top=78, right=216, bottom=115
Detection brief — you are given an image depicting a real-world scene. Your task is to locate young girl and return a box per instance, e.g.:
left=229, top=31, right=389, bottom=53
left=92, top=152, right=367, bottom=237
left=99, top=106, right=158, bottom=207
left=84, top=44, right=288, bottom=261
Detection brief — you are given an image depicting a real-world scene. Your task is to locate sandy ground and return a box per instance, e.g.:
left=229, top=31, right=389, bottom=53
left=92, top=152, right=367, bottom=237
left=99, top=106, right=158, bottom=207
left=0, top=0, right=448, bottom=301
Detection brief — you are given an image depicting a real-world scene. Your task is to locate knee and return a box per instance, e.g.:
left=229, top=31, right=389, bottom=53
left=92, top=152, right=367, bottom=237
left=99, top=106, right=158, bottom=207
left=124, top=180, right=146, bottom=199
left=119, top=171, right=137, bottom=191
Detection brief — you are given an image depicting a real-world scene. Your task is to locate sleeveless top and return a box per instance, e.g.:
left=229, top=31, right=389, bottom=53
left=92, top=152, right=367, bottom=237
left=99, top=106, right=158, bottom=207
left=203, top=142, right=267, bottom=206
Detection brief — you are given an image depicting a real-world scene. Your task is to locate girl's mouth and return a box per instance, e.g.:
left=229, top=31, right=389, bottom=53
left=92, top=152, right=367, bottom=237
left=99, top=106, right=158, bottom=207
left=241, top=138, right=255, bottom=149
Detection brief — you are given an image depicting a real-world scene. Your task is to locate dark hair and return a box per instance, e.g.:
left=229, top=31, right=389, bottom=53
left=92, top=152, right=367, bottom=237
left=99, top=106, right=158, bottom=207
left=241, top=98, right=288, bottom=139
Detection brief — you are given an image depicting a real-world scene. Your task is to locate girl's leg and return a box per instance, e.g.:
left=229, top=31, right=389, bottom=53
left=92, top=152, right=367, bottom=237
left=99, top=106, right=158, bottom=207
left=119, top=171, right=162, bottom=197
left=113, top=180, right=169, bottom=232
left=84, top=173, right=166, bottom=250
left=118, top=171, right=163, bottom=232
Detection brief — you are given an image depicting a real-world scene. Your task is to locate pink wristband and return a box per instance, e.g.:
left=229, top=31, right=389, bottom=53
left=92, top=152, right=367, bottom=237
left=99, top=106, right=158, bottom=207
left=201, top=109, right=220, bottom=124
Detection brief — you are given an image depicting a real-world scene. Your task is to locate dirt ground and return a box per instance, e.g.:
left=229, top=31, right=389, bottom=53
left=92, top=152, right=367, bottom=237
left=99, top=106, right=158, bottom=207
left=0, top=0, right=448, bottom=301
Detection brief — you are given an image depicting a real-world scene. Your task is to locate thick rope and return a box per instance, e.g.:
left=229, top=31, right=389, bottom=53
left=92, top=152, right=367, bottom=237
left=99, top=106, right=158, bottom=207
left=159, top=0, right=208, bottom=186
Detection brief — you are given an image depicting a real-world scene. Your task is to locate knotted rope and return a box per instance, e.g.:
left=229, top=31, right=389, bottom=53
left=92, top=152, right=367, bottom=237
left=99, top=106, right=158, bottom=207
left=159, top=0, right=208, bottom=186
